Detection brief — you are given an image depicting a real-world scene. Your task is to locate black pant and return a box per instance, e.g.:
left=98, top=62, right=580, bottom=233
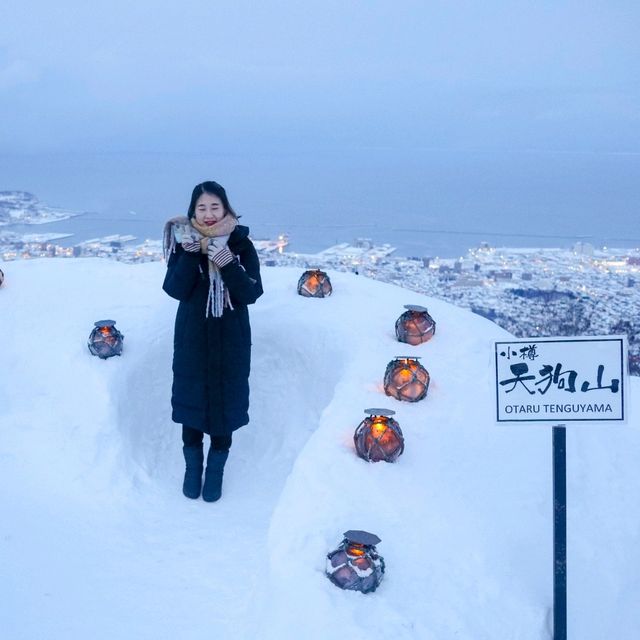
left=182, top=425, right=232, bottom=452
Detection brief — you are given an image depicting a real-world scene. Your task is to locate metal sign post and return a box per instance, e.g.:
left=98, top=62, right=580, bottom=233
left=493, top=335, right=628, bottom=640
left=552, top=424, right=567, bottom=640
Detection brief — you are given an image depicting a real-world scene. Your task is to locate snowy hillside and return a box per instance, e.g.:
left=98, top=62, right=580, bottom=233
left=0, top=259, right=638, bottom=640
left=0, top=191, right=78, bottom=225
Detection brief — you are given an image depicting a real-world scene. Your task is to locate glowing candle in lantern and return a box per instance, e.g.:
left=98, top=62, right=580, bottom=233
left=297, top=269, right=332, bottom=298
left=383, top=356, right=429, bottom=402
left=354, top=408, right=404, bottom=463
left=326, top=530, right=385, bottom=593
left=88, top=320, right=124, bottom=359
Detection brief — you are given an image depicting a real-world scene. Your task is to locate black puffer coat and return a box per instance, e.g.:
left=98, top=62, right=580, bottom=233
left=162, top=224, right=263, bottom=435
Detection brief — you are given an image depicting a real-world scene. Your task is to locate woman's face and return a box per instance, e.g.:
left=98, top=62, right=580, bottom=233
left=194, top=193, right=225, bottom=226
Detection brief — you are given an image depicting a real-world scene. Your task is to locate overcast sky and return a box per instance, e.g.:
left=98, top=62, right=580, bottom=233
left=1, top=1, right=639, bottom=154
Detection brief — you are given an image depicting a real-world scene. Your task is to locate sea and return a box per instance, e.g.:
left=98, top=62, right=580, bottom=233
left=2, top=148, right=639, bottom=257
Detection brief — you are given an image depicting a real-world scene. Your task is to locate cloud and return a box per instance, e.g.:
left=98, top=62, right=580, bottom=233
left=1, top=1, right=639, bottom=152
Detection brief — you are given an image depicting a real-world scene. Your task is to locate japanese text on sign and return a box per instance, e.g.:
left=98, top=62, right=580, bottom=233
left=494, top=336, right=627, bottom=423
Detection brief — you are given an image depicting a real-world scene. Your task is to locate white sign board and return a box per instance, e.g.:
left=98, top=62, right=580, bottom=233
left=494, top=335, right=628, bottom=423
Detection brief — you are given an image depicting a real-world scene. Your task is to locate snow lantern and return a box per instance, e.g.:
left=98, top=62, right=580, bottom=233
left=0, top=267, right=4, bottom=287
left=354, top=408, right=404, bottom=463
left=88, top=320, right=124, bottom=359
left=383, top=356, right=429, bottom=402
left=395, top=304, right=436, bottom=345
left=326, top=530, right=385, bottom=594
left=297, top=269, right=332, bottom=298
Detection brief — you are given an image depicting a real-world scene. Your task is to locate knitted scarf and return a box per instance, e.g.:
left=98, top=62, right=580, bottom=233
left=191, top=215, right=238, bottom=318
left=163, top=215, right=238, bottom=318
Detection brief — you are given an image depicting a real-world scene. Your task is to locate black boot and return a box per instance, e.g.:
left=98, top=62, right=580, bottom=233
left=182, top=445, right=204, bottom=499
left=202, top=449, right=229, bottom=502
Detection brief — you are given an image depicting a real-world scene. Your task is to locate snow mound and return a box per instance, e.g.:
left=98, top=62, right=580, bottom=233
left=0, top=259, right=638, bottom=640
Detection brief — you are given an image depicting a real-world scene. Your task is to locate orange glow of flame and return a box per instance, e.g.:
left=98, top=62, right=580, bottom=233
left=346, top=544, right=366, bottom=557
left=99, top=326, right=111, bottom=336
left=352, top=557, right=372, bottom=570
left=377, top=430, right=394, bottom=447
left=371, top=419, right=388, bottom=436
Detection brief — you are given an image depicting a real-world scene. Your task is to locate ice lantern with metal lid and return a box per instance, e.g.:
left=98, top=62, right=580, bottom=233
left=297, top=269, right=332, bottom=298
left=88, top=320, right=124, bottom=359
left=326, top=530, right=385, bottom=594
left=354, top=408, right=404, bottom=463
left=384, top=356, right=430, bottom=402
left=395, top=304, right=436, bottom=345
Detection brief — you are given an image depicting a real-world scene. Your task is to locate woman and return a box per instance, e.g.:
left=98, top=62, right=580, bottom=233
left=163, top=181, right=263, bottom=502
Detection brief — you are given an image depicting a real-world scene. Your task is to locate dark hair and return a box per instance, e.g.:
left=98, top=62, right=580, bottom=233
left=187, top=181, right=239, bottom=220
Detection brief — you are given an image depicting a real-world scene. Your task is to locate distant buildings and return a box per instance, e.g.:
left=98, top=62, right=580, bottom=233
left=2, top=210, right=640, bottom=374
left=257, top=241, right=640, bottom=375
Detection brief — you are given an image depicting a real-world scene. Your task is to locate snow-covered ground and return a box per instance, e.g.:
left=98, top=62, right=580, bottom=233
left=0, top=191, right=79, bottom=226
left=0, top=259, right=638, bottom=640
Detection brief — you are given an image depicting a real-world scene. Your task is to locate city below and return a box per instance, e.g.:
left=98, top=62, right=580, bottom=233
left=2, top=190, right=639, bottom=374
